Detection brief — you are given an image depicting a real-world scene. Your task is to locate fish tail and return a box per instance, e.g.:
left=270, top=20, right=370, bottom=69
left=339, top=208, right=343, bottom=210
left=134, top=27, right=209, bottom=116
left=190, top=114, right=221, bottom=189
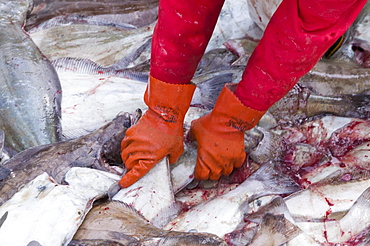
left=195, top=73, right=232, bottom=109
left=341, top=186, right=370, bottom=226
left=247, top=213, right=301, bottom=246
left=242, top=161, right=301, bottom=199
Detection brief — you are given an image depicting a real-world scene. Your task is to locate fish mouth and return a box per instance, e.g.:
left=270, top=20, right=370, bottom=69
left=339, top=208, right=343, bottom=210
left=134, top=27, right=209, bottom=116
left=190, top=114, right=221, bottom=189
left=351, top=39, right=370, bottom=68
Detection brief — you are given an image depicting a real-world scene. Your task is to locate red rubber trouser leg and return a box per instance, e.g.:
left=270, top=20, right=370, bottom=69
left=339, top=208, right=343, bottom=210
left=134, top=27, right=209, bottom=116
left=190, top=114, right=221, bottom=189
left=150, top=0, right=225, bottom=84
left=234, top=0, right=367, bottom=111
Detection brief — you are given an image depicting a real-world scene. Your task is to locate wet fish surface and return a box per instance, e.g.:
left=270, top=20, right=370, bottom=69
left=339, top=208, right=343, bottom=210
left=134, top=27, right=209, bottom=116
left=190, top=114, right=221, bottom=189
left=0, top=0, right=63, bottom=152
left=0, top=167, right=120, bottom=246
left=72, top=200, right=228, bottom=245
left=112, top=158, right=179, bottom=228
left=164, top=161, right=300, bottom=238
left=0, top=112, right=131, bottom=205
left=26, top=0, right=159, bottom=31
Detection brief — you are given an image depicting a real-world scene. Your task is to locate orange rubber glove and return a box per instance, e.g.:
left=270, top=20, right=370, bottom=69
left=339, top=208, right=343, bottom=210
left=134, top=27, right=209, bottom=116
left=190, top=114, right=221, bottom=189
left=119, top=76, right=195, bottom=188
left=189, top=83, right=265, bottom=180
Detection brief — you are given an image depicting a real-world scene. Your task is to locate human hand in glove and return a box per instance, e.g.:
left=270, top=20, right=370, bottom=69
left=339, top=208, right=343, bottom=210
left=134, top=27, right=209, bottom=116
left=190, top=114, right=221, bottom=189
left=189, top=83, right=265, bottom=180
left=119, top=76, right=195, bottom=188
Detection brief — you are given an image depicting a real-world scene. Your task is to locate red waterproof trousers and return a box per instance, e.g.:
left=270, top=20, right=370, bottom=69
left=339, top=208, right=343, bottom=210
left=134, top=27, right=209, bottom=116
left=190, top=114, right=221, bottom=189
left=150, top=0, right=367, bottom=111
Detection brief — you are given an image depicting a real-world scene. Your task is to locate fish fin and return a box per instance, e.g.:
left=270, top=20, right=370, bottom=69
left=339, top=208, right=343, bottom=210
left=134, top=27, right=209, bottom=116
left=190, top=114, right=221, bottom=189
left=150, top=202, right=182, bottom=229
left=0, top=211, right=8, bottom=229
left=108, top=182, right=122, bottom=200
left=68, top=239, right=126, bottom=246
left=0, top=130, right=3, bottom=153
left=156, top=231, right=228, bottom=246
left=242, top=161, right=301, bottom=199
left=247, top=213, right=301, bottom=246
left=247, top=197, right=295, bottom=225
left=195, top=73, right=233, bottom=110
left=109, top=200, right=150, bottom=222
left=52, top=57, right=104, bottom=74
left=27, top=241, right=43, bottom=246
left=341, top=186, right=370, bottom=226
left=52, top=57, right=149, bottom=82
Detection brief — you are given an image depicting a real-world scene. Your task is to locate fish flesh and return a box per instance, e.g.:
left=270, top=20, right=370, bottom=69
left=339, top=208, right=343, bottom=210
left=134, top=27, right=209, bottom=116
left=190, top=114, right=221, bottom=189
left=0, top=0, right=63, bottom=152
left=279, top=115, right=370, bottom=183
left=0, top=112, right=131, bottom=205
left=164, top=161, right=300, bottom=238
left=72, top=200, right=228, bottom=245
left=0, top=167, right=120, bottom=246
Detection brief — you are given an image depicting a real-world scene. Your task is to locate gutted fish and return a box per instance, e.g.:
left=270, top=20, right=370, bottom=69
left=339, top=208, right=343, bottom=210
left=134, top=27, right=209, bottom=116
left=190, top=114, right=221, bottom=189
left=164, top=161, right=300, bottom=238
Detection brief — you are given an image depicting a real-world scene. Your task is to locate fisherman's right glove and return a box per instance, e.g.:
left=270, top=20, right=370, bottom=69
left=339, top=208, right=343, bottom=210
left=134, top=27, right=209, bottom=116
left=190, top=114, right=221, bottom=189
left=189, top=83, right=266, bottom=180
left=120, top=76, right=195, bottom=188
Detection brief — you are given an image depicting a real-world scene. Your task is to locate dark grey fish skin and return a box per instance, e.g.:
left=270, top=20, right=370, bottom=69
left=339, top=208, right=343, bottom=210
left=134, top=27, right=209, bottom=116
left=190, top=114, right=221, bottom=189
left=68, top=239, right=128, bottom=246
left=0, top=211, right=8, bottom=229
left=72, top=200, right=228, bottom=246
left=0, top=0, right=63, bottom=152
left=0, top=112, right=131, bottom=205
left=26, top=0, right=158, bottom=30
left=269, top=83, right=370, bottom=123
left=27, top=241, right=43, bottom=246
left=299, top=59, right=370, bottom=96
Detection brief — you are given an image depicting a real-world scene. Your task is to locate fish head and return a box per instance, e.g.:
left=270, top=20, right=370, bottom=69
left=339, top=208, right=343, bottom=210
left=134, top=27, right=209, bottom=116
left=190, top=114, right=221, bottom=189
left=330, top=2, right=370, bottom=68
left=351, top=38, right=370, bottom=68
left=95, top=112, right=135, bottom=174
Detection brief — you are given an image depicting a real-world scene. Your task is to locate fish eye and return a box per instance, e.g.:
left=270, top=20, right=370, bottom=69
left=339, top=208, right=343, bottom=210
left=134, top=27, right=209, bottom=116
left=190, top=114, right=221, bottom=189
left=352, top=45, right=365, bottom=52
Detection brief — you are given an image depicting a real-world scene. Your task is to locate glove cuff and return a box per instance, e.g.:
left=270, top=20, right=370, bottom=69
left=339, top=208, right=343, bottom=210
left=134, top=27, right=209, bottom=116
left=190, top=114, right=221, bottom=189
left=208, top=83, right=266, bottom=133
left=144, top=76, right=196, bottom=124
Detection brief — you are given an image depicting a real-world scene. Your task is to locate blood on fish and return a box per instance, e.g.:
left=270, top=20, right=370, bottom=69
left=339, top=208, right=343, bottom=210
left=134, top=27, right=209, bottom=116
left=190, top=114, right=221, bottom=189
left=341, top=173, right=352, bottom=181
left=325, top=197, right=335, bottom=206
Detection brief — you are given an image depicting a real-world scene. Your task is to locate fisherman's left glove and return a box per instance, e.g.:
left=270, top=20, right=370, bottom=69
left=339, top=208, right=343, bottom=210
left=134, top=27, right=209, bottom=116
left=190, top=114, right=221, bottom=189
left=189, top=83, right=266, bottom=180
left=120, top=76, right=195, bottom=188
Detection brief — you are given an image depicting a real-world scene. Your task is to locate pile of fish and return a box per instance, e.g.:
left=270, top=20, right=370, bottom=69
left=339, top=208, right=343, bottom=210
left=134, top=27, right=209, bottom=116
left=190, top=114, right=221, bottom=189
left=2, top=0, right=370, bottom=245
